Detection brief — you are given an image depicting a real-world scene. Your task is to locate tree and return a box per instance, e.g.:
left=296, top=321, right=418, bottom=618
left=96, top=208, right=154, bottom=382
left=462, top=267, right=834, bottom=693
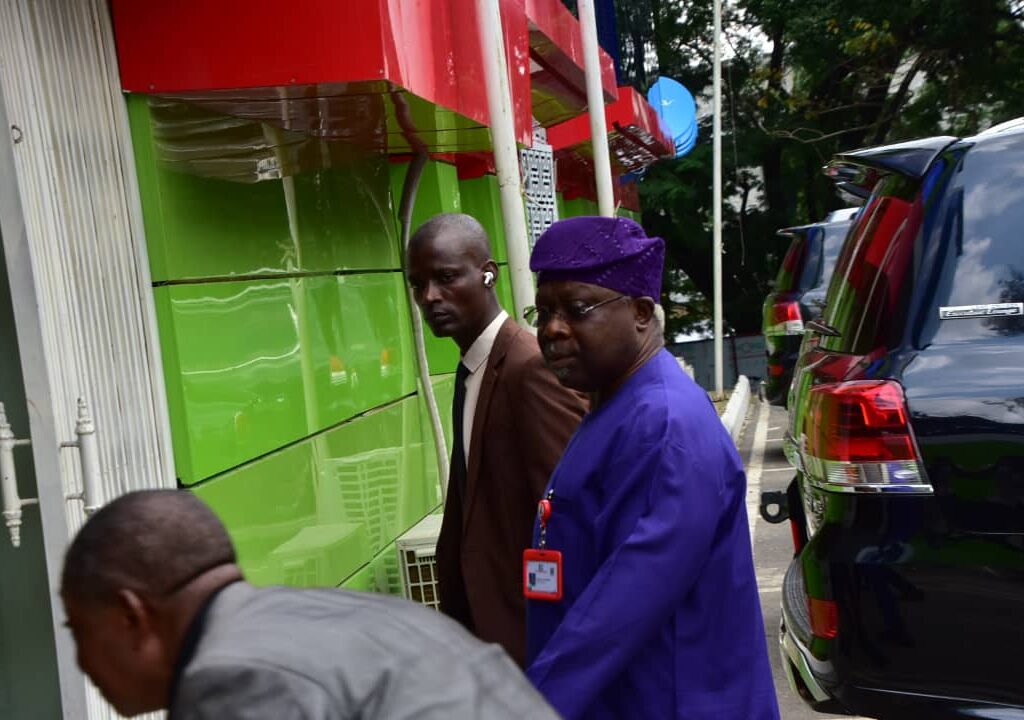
left=619, top=0, right=1024, bottom=336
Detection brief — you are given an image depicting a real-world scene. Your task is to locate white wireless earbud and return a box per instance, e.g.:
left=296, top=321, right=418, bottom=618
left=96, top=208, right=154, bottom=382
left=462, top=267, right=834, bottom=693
left=483, top=271, right=495, bottom=287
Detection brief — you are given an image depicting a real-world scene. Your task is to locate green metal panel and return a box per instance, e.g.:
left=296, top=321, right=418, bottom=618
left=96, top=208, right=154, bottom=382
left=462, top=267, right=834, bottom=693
left=422, top=324, right=461, bottom=376
left=496, top=263, right=516, bottom=318
left=128, top=95, right=401, bottom=281
left=422, top=373, right=455, bottom=457
left=157, top=272, right=415, bottom=484
left=0, top=235, right=62, bottom=720
left=389, top=159, right=462, bottom=237
left=340, top=375, right=457, bottom=597
left=340, top=559, right=377, bottom=592
left=340, top=540, right=404, bottom=596
left=563, top=197, right=600, bottom=218
left=416, top=372, right=454, bottom=499
left=458, top=174, right=507, bottom=263
left=384, top=92, right=498, bottom=153
left=195, top=393, right=440, bottom=588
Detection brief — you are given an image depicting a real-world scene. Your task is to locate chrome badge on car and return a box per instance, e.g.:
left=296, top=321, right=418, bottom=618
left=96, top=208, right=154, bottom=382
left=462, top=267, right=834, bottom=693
left=939, top=302, right=1024, bottom=320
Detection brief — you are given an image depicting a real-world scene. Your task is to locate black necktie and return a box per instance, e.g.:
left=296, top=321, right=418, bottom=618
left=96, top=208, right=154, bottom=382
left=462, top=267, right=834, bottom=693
left=450, top=362, right=471, bottom=499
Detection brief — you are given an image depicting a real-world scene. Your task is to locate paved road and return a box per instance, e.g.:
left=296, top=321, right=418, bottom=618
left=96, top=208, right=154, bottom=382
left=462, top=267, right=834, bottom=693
left=738, top=397, right=871, bottom=720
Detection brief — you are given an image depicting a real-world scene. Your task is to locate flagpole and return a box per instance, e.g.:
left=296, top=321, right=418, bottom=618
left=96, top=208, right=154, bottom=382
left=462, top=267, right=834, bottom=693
left=712, top=0, right=724, bottom=398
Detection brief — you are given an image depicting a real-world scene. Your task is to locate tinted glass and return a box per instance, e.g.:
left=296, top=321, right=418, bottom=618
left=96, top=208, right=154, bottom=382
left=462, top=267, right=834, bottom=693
left=797, top=227, right=825, bottom=291
left=913, top=135, right=1024, bottom=344
left=775, top=234, right=809, bottom=293
left=820, top=173, right=922, bottom=354
left=817, top=221, right=852, bottom=291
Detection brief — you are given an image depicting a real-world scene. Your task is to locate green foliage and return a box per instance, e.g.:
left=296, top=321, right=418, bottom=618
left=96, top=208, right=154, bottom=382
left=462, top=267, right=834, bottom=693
left=619, top=0, right=1024, bottom=334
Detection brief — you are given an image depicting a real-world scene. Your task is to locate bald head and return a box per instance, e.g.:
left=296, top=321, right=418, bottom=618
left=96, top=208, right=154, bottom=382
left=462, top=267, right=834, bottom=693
left=62, top=489, right=236, bottom=605
left=408, top=213, right=492, bottom=264
left=406, top=213, right=502, bottom=352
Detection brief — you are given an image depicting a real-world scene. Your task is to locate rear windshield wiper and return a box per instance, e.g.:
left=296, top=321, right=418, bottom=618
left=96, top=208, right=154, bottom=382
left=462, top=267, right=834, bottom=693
left=806, top=319, right=841, bottom=337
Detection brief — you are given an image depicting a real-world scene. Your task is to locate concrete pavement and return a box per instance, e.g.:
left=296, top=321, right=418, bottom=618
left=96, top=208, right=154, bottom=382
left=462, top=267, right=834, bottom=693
left=738, top=397, right=872, bottom=720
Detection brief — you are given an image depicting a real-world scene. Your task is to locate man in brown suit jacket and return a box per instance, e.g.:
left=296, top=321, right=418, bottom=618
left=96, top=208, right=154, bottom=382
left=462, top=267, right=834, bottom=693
left=407, top=214, right=585, bottom=666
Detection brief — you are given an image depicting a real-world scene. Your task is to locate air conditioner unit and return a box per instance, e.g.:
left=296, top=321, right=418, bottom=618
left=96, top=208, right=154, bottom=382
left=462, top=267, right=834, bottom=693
left=396, top=513, right=443, bottom=610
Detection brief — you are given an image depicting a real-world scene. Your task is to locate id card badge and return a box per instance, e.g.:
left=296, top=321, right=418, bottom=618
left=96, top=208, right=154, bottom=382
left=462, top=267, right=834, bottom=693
left=523, top=548, right=563, bottom=601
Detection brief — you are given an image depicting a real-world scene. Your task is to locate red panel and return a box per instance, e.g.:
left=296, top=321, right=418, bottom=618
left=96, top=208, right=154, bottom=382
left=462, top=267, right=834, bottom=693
left=556, top=151, right=640, bottom=211
left=526, top=0, right=617, bottom=127
left=619, top=180, right=640, bottom=212
left=446, top=0, right=532, bottom=144
left=456, top=152, right=498, bottom=180
left=547, top=85, right=673, bottom=170
left=111, top=2, right=387, bottom=92
left=110, top=0, right=532, bottom=145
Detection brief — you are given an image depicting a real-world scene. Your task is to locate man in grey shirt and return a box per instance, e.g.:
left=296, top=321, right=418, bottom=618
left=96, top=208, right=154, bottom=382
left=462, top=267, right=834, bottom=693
left=61, top=490, right=558, bottom=719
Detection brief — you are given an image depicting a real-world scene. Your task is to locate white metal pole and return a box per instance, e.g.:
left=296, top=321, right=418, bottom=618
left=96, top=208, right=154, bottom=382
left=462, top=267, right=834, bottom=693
left=477, top=0, right=535, bottom=323
left=713, top=0, right=724, bottom=398
left=578, top=0, right=615, bottom=217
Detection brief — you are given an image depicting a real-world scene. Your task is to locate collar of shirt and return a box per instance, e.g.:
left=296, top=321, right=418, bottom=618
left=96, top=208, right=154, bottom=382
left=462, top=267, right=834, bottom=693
left=167, top=580, right=240, bottom=712
left=461, top=310, right=508, bottom=374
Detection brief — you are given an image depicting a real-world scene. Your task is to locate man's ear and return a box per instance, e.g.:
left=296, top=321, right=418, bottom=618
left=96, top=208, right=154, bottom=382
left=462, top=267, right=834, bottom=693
left=633, top=297, right=656, bottom=329
left=481, top=259, right=499, bottom=288
left=116, top=588, right=155, bottom=648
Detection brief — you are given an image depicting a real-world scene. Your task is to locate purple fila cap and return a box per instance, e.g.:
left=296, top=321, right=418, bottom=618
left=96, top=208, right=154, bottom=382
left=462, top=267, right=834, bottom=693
left=530, top=216, right=665, bottom=299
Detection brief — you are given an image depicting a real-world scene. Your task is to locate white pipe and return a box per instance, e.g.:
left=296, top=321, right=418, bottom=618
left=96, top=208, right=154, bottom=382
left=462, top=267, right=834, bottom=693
left=713, top=0, right=724, bottom=398
left=476, top=0, right=535, bottom=323
left=578, top=0, right=615, bottom=218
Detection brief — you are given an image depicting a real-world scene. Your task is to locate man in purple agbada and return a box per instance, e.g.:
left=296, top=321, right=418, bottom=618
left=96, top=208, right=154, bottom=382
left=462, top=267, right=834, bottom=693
left=522, top=216, right=779, bottom=719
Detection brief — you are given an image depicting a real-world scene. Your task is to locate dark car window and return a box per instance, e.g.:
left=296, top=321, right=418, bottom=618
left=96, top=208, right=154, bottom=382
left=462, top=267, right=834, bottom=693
left=817, top=221, right=850, bottom=292
left=775, top=233, right=809, bottom=294
left=798, top=227, right=825, bottom=291
left=913, top=135, right=1024, bottom=345
left=820, top=173, right=922, bottom=355
left=775, top=227, right=826, bottom=294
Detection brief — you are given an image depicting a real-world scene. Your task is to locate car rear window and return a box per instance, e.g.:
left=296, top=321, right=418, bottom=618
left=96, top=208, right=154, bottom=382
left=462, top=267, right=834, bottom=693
left=819, top=173, right=922, bottom=355
left=774, top=233, right=808, bottom=294
left=817, top=221, right=851, bottom=292
left=775, top=227, right=825, bottom=294
left=913, top=135, right=1024, bottom=344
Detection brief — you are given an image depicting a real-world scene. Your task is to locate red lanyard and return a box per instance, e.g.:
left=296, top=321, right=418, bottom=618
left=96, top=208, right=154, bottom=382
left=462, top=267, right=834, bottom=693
left=537, top=488, right=554, bottom=549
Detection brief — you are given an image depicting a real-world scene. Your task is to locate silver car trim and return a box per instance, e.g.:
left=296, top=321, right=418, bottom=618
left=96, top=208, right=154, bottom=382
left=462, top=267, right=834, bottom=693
left=779, top=616, right=832, bottom=703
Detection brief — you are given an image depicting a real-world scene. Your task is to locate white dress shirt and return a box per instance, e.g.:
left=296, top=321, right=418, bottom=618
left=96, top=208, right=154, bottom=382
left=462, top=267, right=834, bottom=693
left=459, top=310, right=508, bottom=466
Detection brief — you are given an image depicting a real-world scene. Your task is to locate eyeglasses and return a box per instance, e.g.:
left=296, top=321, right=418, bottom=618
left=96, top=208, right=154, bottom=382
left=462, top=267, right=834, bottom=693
left=522, top=295, right=628, bottom=328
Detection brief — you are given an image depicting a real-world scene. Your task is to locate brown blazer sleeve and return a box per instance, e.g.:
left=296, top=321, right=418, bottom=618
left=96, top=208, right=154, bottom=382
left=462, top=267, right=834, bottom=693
left=508, top=349, right=588, bottom=502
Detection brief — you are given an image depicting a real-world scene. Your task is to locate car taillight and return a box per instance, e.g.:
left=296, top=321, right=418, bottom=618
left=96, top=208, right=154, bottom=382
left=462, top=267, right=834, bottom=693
left=808, top=597, right=838, bottom=639
left=765, top=300, right=804, bottom=336
left=800, top=380, right=931, bottom=493
left=789, top=518, right=803, bottom=554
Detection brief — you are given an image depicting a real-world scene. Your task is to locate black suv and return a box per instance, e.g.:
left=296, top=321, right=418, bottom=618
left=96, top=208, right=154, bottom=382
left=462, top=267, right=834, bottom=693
left=779, top=122, right=1024, bottom=719
left=762, top=207, right=859, bottom=406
